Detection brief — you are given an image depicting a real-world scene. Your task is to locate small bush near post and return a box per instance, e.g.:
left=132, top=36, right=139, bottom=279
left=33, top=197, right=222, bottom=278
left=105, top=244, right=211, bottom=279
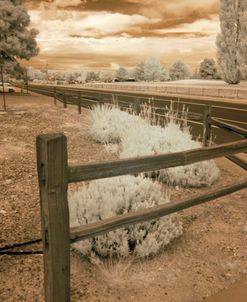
left=69, top=176, right=183, bottom=258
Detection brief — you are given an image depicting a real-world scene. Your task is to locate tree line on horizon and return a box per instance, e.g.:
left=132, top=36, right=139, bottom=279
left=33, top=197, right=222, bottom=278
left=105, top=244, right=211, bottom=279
left=17, top=57, right=219, bottom=84
left=112, top=57, right=220, bottom=83
left=0, top=0, right=247, bottom=88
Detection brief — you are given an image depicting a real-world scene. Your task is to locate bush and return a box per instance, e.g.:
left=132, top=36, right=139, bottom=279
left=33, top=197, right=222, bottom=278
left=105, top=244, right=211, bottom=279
left=69, top=175, right=183, bottom=258
left=89, top=104, right=220, bottom=187
left=120, top=122, right=220, bottom=187
left=89, top=105, right=147, bottom=144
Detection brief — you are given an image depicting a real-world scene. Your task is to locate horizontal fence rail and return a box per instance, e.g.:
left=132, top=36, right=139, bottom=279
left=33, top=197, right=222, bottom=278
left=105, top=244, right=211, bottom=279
left=226, top=155, right=247, bottom=170
left=36, top=132, right=247, bottom=302
left=84, top=82, right=247, bottom=100
left=85, top=82, right=247, bottom=99
left=70, top=179, right=247, bottom=243
left=31, top=80, right=247, bottom=302
left=68, top=139, right=247, bottom=183
left=209, top=117, right=247, bottom=138
left=18, top=83, right=247, bottom=145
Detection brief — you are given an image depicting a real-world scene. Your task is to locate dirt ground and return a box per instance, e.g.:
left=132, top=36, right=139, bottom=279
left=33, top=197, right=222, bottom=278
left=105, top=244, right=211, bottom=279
left=0, top=92, right=247, bottom=302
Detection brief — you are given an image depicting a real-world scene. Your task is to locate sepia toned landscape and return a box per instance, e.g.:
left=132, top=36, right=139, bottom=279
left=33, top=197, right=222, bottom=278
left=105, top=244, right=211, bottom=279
left=1, top=1, right=247, bottom=302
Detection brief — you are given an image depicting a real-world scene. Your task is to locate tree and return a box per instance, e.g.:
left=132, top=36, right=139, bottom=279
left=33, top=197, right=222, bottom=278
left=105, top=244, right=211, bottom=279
left=238, top=1, right=247, bottom=79
left=100, top=71, right=114, bottom=82
left=193, top=68, right=199, bottom=79
left=2, top=60, right=24, bottom=79
left=26, top=66, right=43, bottom=81
left=160, top=68, right=170, bottom=81
left=169, top=60, right=190, bottom=81
left=115, top=67, right=128, bottom=81
left=216, top=0, right=244, bottom=84
left=134, top=61, right=145, bottom=81
left=0, top=0, right=39, bottom=60
left=66, top=72, right=81, bottom=84
left=198, top=58, right=218, bottom=79
left=86, top=71, right=100, bottom=82
left=134, top=58, right=169, bottom=82
left=143, top=57, right=162, bottom=81
left=0, top=0, right=39, bottom=109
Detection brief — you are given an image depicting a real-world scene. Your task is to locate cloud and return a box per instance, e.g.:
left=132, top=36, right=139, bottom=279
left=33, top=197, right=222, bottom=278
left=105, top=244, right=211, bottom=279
left=69, top=31, right=209, bottom=39
left=26, top=30, right=217, bottom=71
left=23, top=0, right=220, bottom=71
left=29, top=10, right=151, bottom=39
left=24, top=0, right=219, bottom=33
left=53, top=0, right=86, bottom=8
left=24, top=0, right=219, bottom=27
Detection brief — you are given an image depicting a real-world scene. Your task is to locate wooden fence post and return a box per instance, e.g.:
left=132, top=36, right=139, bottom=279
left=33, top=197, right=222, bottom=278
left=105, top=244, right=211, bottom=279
left=36, top=134, right=70, bottom=302
left=203, top=105, right=212, bottom=146
left=134, top=98, right=141, bottom=115
left=78, top=92, right=81, bottom=114
left=63, top=94, right=67, bottom=108
left=0, top=64, right=6, bottom=111
left=53, top=87, right=57, bottom=105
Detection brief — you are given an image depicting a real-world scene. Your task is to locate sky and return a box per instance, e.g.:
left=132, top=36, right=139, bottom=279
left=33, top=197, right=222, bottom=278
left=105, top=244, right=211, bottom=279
left=23, top=0, right=220, bottom=72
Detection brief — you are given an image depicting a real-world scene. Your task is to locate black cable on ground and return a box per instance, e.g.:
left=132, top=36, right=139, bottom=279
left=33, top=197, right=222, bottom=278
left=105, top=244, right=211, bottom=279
left=0, top=250, right=43, bottom=255
left=0, top=238, right=42, bottom=252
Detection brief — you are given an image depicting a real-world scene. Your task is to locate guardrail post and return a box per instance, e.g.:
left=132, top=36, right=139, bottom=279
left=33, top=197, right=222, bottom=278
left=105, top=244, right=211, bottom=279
left=36, top=134, right=70, bottom=302
left=78, top=92, right=81, bottom=114
left=203, top=105, right=212, bottom=146
left=53, top=87, right=57, bottom=105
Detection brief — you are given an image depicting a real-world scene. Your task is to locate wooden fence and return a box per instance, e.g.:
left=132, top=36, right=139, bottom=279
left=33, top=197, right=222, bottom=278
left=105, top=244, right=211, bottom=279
left=32, top=83, right=247, bottom=301
left=53, top=87, right=203, bottom=122
left=19, top=83, right=247, bottom=144
left=84, top=82, right=247, bottom=100
left=53, top=86, right=212, bottom=143
left=36, top=102, right=247, bottom=301
left=53, top=87, right=247, bottom=152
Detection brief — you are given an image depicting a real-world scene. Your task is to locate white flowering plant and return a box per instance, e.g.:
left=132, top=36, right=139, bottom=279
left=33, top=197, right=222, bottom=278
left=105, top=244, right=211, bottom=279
left=69, top=176, right=183, bottom=258
left=89, top=104, right=220, bottom=187
left=89, top=104, right=147, bottom=144
left=120, top=121, right=219, bottom=187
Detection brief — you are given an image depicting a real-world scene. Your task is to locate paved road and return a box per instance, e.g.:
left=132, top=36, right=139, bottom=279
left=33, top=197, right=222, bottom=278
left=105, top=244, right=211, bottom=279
left=27, top=84, right=247, bottom=144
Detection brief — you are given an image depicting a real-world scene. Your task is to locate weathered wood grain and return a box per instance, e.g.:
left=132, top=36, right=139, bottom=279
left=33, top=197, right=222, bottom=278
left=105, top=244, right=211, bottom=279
left=203, top=105, right=212, bottom=146
left=209, top=117, right=247, bottom=138
left=226, top=155, right=247, bottom=170
left=68, top=139, right=247, bottom=183
left=70, top=180, right=247, bottom=243
left=37, top=134, right=70, bottom=302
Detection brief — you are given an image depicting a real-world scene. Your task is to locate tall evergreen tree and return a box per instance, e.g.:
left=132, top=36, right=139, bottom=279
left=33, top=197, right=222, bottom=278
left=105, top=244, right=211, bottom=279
left=238, top=0, right=247, bottom=79
left=0, top=0, right=39, bottom=109
left=216, top=0, right=245, bottom=84
left=0, top=0, right=39, bottom=61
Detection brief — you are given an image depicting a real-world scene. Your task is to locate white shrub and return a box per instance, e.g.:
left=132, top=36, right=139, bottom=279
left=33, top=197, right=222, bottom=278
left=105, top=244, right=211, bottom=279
left=89, top=105, right=220, bottom=187
left=120, top=122, right=220, bottom=187
left=69, top=175, right=183, bottom=258
left=89, top=105, right=147, bottom=144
